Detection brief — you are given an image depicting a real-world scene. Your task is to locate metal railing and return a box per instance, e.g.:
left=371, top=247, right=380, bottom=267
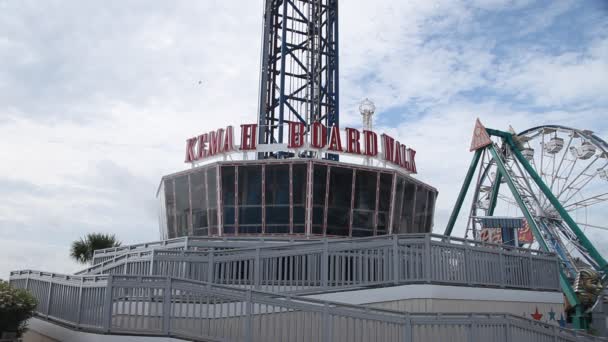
left=91, top=236, right=325, bottom=266
left=81, top=234, right=561, bottom=293
left=9, top=270, right=602, bottom=342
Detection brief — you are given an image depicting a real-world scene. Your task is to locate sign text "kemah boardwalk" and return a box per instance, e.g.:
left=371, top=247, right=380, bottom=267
left=184, top=122, right=417, bottom=174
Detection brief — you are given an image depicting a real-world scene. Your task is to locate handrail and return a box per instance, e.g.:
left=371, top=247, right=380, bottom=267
left=9, top=271, right=603, bottom=342
left=76, top=234, right=561, bottom=293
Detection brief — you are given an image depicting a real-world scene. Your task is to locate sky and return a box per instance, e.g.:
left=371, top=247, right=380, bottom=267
left=0, top=0, right=607, bottom=279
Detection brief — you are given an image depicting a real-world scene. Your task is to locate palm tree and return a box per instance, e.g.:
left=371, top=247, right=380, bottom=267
left=70, top=233, right=121, bottom=264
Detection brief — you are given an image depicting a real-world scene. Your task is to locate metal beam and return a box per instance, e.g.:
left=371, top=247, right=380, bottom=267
left=444, top=149, right=482, bottom=236
left=487, top=144, right=582, bottom=312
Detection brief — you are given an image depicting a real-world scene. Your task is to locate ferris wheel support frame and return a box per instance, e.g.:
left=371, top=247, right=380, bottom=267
left=444, top=127, right=608, bottom=330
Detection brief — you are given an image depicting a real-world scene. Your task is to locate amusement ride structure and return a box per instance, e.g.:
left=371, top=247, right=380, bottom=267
left=445, top=121, right=608, bottom=329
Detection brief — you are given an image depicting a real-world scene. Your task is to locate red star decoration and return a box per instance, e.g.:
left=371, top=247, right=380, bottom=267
left=531, top=307, right=543, bottom=321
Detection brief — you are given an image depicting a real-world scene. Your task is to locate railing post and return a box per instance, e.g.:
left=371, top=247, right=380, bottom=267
left=322, top=303, right=331, bottom=342
left=102, top=275, right=113, bottom=332
left=76, top=278, right=84, bottom=327
left=468, top=318, right=476, bottom=342
left=464, top=245, right=471, bottom=285
left=163, top=277, right=172, bottom=335
left=528, top=253, right=535, bottom=289
left=321, top=240, right=328, bottom=288
left=245, top=290, right=253, bottom=342
left=499, top=249, right=505, bottom=288
left=149, top=252, right=155, bottom=276
left=403, top=313, right=412, bottom=342
left=254, top=248, right=261, bottom=289
left=424, top=234, right=431, bottom=283
left=505, top=317, right=512, bottom=342
left=392, top=235, right=399, bottom=285
left=207, top=251, right=215, bottom=284
left=45, top=275, right=54, bottom=318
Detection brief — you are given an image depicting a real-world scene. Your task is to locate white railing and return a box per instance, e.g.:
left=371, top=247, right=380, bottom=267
left=9, top=271, right=602, bottom=342
left=80, top=234, right=560, bottom=293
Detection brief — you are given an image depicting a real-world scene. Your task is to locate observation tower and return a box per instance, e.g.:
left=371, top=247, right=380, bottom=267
left=158, top=0, right=436, bottom=240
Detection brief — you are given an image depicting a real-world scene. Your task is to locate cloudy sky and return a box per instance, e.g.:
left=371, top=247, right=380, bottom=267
left=0, top=0, right=607, bottom=278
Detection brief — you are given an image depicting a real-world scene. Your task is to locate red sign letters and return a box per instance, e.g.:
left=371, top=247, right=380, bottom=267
left=184, top=123, right=417, bottom=173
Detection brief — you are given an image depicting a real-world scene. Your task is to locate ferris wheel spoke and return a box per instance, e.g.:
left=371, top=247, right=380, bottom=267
left=575, top=221, right=608, bottom=232
left=564, top=192, right=608, bottom=211
left=548, top=135, right=574, bottom=193
left=556, top=156, right=600, bottom=201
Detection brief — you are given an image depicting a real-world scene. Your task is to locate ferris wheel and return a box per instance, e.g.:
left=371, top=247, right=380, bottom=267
left=445, top=121, right=608, bottom=328
left=467, top=125, right=608, bottom=276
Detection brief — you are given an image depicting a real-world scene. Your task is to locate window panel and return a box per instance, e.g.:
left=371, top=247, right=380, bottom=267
left=265, top=165, right=290, bottom=205
left=207, top=168, right=218, bottom=235
left=313, top=164, right=327, bottom=206
left=174, top=175, right=190, bottom=237
left=354, top=170, right=376, bottom=210
left=399, top=181, right=416, bottom=234
left=352, top=210, right=374, bottom=228
left=378, top=173, right=392, bottom=211
left=413, top=186, right=428, bottom=233
left=328, top=167, right=352, bottom=208
left=238, top=165, right=262, bottom=206
left=424, top=190, right=437, bottom=232
left=293, top=164, right=307, bottom=205
left=221, top=166, right=235, bottom=206
left=392, top=177, right=406, bottom=233
left=191, top=170, right=208, bottom=233
left=327, top=167, right=353, bottom=236
left=163, top=179, right=176, bottom=238
left=239, top=207, right=262, bottom=225
left=293, top=205, right=305, bottom=225
left=377, top=212, right=388, bottom=235
left=266, top=206, right=289, bottom=224
left=207, top=168, right=218, bottom=208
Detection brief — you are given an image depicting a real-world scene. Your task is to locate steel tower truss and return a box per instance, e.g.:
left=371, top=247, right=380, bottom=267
left=257, top=0, right=339, bottom=159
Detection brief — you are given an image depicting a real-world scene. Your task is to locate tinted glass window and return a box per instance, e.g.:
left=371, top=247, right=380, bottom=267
left=221, top=166, right=235, bottom=233
left=328, top=167, right=352, bottom=208
left=424, top=190, right=436, bottom=232
left=392, top=177, right=406, bottom=233
left=238, top=165, right=262, bottom=234
left=313, top=164, right=327, bottom=206
left=238, top=165, right=262, bottom=206
left=354, top=170, right=376, bottom=210
left=174, top=175, right=190, bottom=237
left=191, top=170, right=208, bottom=234
left=399, top=181, right=416, bottom=234
left=221, top=166, right=235, bottom=206
left=265, top=164, right=289, bottom=205
left=413, top=186, right=428, bottom=233
left=327, top=167, right=353, bottom=236
left=378, top=173, right=393, bottom=212
left=164, top=179, right=176, bottom=238
left=293, top=164, right=307, bottom=205
left=207, top=167, right=218, bottom=235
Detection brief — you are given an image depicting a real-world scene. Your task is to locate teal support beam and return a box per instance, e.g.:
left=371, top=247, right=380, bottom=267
left=487, top=171, right=501, bottom=216
left=485, top=130, right=589, bottom=328
left=487, top=145, right=548, bottom=251
left=502, top=133, right=608, bottom=273
left=487, top=145, right=581, bottom=312
left=444, top=149, right=483, bottom=236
